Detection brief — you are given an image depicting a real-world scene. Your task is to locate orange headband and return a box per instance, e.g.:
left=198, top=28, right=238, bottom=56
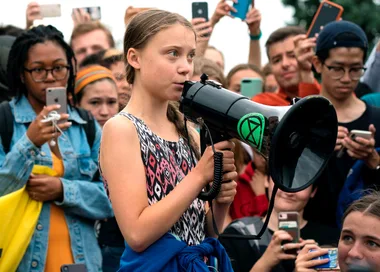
left=75, top=65, right=116, bottom=95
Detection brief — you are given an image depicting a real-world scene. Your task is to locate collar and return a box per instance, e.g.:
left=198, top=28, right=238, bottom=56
left=11, top=95, right=86, bottom=125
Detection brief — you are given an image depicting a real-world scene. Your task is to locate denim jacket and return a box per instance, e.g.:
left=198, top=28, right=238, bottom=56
left=0, top=96, right=113, bottom=272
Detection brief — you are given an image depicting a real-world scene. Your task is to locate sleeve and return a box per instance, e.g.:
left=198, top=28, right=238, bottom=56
left=362, top=52, right=380, bottom=93
left=54, top=121, right=113, bottom=220
left=0, top=133, right=39, bottom=196
left=298, top=80, right=321, bottom=98
left=219, top=227, right=261, bottom=272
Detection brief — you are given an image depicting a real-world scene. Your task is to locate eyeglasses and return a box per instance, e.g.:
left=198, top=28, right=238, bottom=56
left=24, top=65, right=70, bottom=82
left=323, top=64, right=366, bottom=80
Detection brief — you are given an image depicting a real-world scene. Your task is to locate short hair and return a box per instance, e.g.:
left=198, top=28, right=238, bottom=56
left=226, top=63, right=264, bottom=88
left=262, top=63, right=272, bottom=77
left=70, top=21, right=115, bottom=48
left=79, top=50, right=106, bottom=68
left=0, top=24, right=24, bottom=37
left=265, top=26, right=306, bottom=58
left=193, top=57, right=226, bottom=87
left=101, top=48, right=123, bottom=69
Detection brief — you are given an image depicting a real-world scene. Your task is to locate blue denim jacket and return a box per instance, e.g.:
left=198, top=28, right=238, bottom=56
left=0, top=96, right=113, bottom=272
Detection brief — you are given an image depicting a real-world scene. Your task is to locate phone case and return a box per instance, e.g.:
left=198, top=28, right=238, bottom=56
left=307, top=0, right=344, bottom=38
left=192, top=2, right=208, bottom=21
left=312, top=248, right=339, bottom=270
left=40, top=4, right=62, bottom=18
left=278, top=212, right=300, bottom=243
left=350, top=130, right=372, bottom=140
left=46, top=87, right=67, bottom=115
left=60, top=264, right=87, bottom=272
left=230, top=0, right=250, bottom=20
left=240, top=78, right=263, bottom=98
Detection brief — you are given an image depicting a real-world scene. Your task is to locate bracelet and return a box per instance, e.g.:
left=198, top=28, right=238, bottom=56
left=249, top=30, right=262, bottom=41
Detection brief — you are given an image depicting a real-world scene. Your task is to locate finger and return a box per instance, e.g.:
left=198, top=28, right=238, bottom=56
left=40, top=105, right=62, bottom=118
left=222, top=171, right=238, bottom=181
left=344, top=137, right=371, bottom=153
left=301, top=258, right=329, bottom=268
left=337, top=131, right=348, bottom=139
left=347, top=149, right=367, bottom=160
left=338, top=126, right=349, bottom=133
left=59, top=113, right=70, bottom=121
left=278, top=253, right=297, bottom=260
left=354, top=136, right=374, bottom=148
left=57, top=121, right=73, bottom=131
left=220, top=150, right=234, bottom=159
left=193, top=22, right=210, bottom=31
left=197, top=27, right=213, bottom=37
left=369, top=124, right=376, bottom=136
left=222, top=163, right=236, bottom=173
left=297, top=52, right=316, bottom=62
left=293, top=34, right=308, bottom=45
left=220, top=180, right=237, bottom=191
left=192, top=17, right=207, bottom=24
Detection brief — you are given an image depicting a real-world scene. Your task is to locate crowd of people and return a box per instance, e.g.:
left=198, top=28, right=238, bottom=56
left=0, top=1, right=380, bottom=271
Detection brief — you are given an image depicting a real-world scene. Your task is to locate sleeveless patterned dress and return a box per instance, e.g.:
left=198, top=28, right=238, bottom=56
left=103, top=112, right=206, bottom=246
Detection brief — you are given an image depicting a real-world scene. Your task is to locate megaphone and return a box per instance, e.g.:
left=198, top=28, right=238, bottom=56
left=180, top=74, right=338, bottom=199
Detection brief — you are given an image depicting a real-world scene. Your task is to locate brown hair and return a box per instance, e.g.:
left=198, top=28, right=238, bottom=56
left=226, top=63, right=264, bottom=88
left=265, top=26, right=305, bottom=59
left=342, top=190, right=380, bottom=224
left=123, top=9, right=200, bottom=159
left=101, top=48, right=123, bottom=69
left=70, top=21, right=115, bottom=48
left=262, top=63, right=272, bottom=77
left=193, top=57, right=226, bottom=87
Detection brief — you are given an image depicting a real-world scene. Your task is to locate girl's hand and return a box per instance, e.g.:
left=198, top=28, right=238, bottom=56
left=26, top=105, right=71, bottom=147
left=295, top=244, right=329, bottom=272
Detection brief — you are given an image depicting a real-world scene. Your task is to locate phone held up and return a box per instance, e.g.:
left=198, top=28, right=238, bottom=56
left=337, top=130, right=372, bottom=158
left=311, top=248, right=340, bottom=271
left=60, top=264, right=87, bottom=272
left=39, top=4, right=62, bottom=18
left=230, top=0, right=251, bottom=21
left=73, top=6, right=101, bottom=21
left=278, top=211, right=300, bottom=254
left=240, top=78, right=263, bottom=99
left=307, top=0, right=344, bottom=38
left=192, top=2, right=209, bottom=21
left=46, top=87, right=67, bottom=115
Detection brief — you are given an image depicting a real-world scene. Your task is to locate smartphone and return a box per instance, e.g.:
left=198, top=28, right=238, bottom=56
left=311, top=248, right=339, bottom=270
left=307, top=1, right=344, bottom=38
left=46, top=87, right=67, bottom=115
left=40, top=4, right=61, bottom=18
left=230, top=0, right=250, bottom=21
left=278, top=211, right=300, bottom=254
left=337, top=130, right=372, bottom=158
left=192, top=2, right=209, bottom=21
left=74, top=7, right=101, bottom=21
left=240, top=78, right=263, bottom=98
left=60, top=264, right=87, bottom=272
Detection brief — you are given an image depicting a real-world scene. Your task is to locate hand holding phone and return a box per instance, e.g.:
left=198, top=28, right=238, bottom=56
left=312, top=248, right=339, bottom=270
left=307, top=1, right=344, bottom=38
left=278, top=211, right=300, bottom=254
left=337, top=129, right=372, bottom=158
left=40, top=4, right=61, bottom=18
left=231, top=0, right=251, bottom=20
left=46, top=87, right=67, bottom=115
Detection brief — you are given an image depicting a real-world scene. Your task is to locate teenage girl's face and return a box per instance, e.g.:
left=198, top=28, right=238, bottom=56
left=338, top=212, right=380, bottom=271
left=79, top=79, right=118, bottom=127
left=23, top=41, right=69, bottom=108
left=137, top=23, right=196, bottom=101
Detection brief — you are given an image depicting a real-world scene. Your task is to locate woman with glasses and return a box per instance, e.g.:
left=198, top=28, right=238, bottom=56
left=0, top=25, right=113, bottom=271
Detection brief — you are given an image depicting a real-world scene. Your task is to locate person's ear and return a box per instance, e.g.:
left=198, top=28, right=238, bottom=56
left=312, top=56, right=323, bottom=74
left=126, top=48, right=141, bottom=70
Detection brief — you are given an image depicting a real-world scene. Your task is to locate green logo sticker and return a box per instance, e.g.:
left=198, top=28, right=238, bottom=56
left=237, top=113, right=265, bottom=151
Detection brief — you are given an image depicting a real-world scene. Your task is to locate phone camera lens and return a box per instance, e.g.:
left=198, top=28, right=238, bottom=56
left=198, top=9, right=203, bottom=14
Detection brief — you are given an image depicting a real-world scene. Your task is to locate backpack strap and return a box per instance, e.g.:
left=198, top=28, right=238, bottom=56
left=76, top=107, right=96, bottom=149
left=0, top=101, right=14, bottom=154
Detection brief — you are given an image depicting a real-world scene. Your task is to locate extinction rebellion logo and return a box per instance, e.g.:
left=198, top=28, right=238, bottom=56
left=237, top=113, right=265, bottom=151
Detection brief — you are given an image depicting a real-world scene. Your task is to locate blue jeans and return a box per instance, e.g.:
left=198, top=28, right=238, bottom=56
left=101, top=245, right=125, bottom=272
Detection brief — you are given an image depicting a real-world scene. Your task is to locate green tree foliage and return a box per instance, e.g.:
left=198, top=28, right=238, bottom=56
left=282, top=0, right=380, bottom=49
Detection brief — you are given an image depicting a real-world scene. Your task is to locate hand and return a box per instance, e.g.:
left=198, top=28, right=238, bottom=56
left=26, top=2, right=41, bottom=29
left=210, top=0, right=237, bottom=27
left=376, top=41, right=380, bottom=52
left=295, top=244, right=329, bottom=272
left=335, top=126, right=349, bottom=151
left=26, top=105, right=72, bottom=147
left=246, top=4, right=261, bottom=35
left=194, top=140, right=236, bottom=187
left=191, top=18, right=213, bottom=43
left=124, top=6, right=151, bottom=25
left=249, top=169, right=266, bottom=196
left=343, top=124, right=379, bottom=169
left=215, top=180, right=237, bottom=205
left=27, top=174, right=63, bottom=202
left=260, top=230, right=302, bottom=269
left=72, top=8, right=91, bottom=28
left=293, top=35, right=317, bottom=72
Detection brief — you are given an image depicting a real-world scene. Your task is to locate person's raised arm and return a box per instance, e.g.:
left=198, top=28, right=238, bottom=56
left=210, top=0, right=237, bottom=29
left=191, top=18, right=213, bottom=57
left=100, top=116, right=236, bottom=252
left=26, top=2, right=41, bottom=29
left=246, top=1, right=262, bottom=68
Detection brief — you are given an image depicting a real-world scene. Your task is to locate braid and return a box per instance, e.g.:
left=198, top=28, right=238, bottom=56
left=7, top=25, right=77, bottom=104
left=167, top=102, right=201, bottom=160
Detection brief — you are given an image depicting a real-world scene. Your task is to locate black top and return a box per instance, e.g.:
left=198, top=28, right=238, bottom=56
left=98, top=217, right=125, bottom=247
left=305, top=104, right=380, bottom=228
left=220, top=221, right=340, bottom=272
